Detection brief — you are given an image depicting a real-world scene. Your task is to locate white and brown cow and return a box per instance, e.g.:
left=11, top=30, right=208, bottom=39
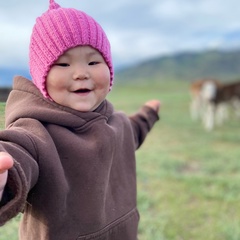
left=189, top=78, right=222, bottom=122
left=202, top=80, right=240, bottom=130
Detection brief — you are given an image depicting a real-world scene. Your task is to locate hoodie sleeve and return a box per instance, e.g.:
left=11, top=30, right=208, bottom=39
left=0, top=121, right=40, bottom=226
left=129, top=105, right=159, bottom=149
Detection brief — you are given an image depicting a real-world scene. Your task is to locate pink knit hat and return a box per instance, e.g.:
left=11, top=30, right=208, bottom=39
left=29, top=0, right=113, bottom=98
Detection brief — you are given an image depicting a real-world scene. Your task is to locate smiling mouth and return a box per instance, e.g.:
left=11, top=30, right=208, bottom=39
left=74, top=89, right=91, bottom=93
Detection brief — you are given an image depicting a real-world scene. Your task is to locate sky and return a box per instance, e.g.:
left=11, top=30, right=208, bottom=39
left=1, top=0, right=240, bottom=71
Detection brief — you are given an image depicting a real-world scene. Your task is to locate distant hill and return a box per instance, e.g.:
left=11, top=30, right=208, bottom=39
left=115, top=48, right=240, bottom=83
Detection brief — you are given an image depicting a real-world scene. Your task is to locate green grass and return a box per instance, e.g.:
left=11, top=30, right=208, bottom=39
left=0, top=80, right=240, bottom=239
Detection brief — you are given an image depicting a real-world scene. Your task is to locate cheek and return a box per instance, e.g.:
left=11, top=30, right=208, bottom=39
left=99, top=78, right=110, bottom=93
left=46, top=72, right=65, bottom=100
left=46, top=70, right=56, bottom=89
left=97, top=68, right=111, bottom=89
left=46, top=71, right=66, bottom=91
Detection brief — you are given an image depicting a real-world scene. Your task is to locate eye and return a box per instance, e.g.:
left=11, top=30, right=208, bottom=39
left=89, top=61, right=99, bottom=66
left=54, top=63, right=70, bottom=67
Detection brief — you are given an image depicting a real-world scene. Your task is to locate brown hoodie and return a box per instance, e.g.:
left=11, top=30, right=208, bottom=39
left=0, top=76, right=159, bottom=240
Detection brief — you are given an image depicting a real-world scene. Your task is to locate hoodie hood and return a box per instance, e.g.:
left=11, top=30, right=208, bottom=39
left=5, top=76, right=114, bottom=129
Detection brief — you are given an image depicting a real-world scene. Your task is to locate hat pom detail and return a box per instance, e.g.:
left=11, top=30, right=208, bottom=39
left=49, top=0, right=60, bottom=10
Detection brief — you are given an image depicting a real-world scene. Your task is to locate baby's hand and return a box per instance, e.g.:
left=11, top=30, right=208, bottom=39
left=0, top=152, right=14, bottom=200
left=144, top=100, right=161, bottom=113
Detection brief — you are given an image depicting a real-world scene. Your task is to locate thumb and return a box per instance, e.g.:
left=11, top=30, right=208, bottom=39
left=0, top=152, right=14, bottom=174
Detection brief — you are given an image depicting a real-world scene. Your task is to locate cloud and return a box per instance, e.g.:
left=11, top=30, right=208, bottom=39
left=1, top=0, right=240, bottom=71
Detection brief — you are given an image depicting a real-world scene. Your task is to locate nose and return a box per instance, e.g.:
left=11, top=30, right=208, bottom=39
left=73, top=64, right=89, bottom=80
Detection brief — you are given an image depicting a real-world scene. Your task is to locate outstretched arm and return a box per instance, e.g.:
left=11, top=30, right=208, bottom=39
left=129, top=99, right=161, bottom=149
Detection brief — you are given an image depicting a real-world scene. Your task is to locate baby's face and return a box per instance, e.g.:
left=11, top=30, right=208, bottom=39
left=46, top=46, right=110, bottom=112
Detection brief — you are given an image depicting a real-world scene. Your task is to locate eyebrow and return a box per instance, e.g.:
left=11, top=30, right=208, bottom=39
left=84, top=49, right=101, bottom=57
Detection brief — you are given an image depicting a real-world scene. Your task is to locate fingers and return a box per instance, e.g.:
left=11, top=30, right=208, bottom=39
left=0, top=153, right=13, bottom=198
left=0, top=152, right=14, bottom=174
left=144, top=99, right=161, bottom=113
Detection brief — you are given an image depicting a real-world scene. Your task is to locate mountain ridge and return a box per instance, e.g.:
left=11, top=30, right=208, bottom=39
left=115, top=48, right=240, bottom=83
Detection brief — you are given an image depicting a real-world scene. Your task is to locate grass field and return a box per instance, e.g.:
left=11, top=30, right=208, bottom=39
left=0, top=80, right=240, bottom=240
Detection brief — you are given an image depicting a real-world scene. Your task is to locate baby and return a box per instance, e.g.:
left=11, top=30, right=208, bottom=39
left=0, top=1, right=160, bottom=239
